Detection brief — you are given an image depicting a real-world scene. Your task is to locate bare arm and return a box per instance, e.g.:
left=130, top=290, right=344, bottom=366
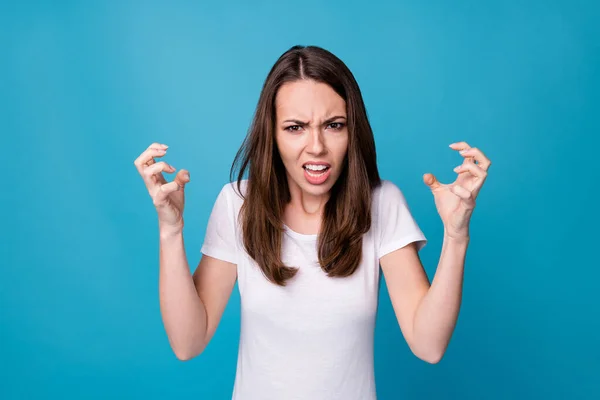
left=134, top=143, right=238, bottom=361
left=380, top=235, right=469, bottom=364
left=159, top=230, right=237, bottom=361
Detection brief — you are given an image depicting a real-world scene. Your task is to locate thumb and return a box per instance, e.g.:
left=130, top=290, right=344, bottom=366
left=174, top=169, right=191, bottom=189
left=423, top=173, right=442, bottom=190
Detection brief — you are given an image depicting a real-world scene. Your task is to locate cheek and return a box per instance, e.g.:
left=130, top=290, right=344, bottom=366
left=331, top=136, right=349, bottom=162
left=276, top=133, right=299, bottom=163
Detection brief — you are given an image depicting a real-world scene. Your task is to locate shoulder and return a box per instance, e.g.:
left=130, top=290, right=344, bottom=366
left=219, top=179, right=248, bottom=199
left=372, top=179, right=408, bottom=209
left=212, top=179, right=247, bottom=220
left=371, top=179, right=416, bottom=229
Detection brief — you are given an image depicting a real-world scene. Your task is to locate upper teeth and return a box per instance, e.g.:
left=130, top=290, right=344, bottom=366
left=305, top=164, right=328, bottom=171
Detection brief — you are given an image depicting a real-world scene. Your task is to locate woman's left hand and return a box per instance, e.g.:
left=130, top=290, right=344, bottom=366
left=423, top=142, right=492, bottom=239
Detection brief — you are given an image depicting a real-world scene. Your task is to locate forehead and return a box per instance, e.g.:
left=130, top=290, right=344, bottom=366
left=275, top=79, right=346, bottom=119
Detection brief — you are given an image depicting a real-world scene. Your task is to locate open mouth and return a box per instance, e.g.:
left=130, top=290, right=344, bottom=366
left=303, top=164, right=330, bottom=175
left=302, top=163, right=331, bottom=184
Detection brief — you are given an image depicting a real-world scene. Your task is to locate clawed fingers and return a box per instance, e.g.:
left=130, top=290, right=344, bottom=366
left=173, top=169, right=191, bottom=187
left=153, top=170, right=191, bottom=206
left=453, top=161, right=487, bottom=195
left=450, top=184, right=475, bottom=207
left=453, top=161, right=487, bottom=179
left=144, top=161, right=175, bottom=184
left=450, top=142, right=492, bottom=171
left=134, top=143, right=169, bottom=172
left=153, top=181, right=182, bottom=207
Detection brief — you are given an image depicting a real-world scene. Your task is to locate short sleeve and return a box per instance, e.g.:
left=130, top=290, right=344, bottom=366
left=377, top=180, right=427, bottom=259
left=200, top=184, right=239, bottom=264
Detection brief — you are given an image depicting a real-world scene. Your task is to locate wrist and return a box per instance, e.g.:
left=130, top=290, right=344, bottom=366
left=443, top=230, right=470, bottom=244
left=159, top=223, right=183, bottom=239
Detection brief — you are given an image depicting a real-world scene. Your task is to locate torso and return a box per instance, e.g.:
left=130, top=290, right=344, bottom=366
left=202, top=178, right=427, bottom=400
left=229, top=181, right=380, bottom=400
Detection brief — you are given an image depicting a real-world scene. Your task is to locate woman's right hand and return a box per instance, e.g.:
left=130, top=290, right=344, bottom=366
left=134, top=142, right=191, bottom=234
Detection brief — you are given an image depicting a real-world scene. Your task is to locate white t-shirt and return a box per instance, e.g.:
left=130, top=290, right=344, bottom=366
left=200, top=179, right=427, bottom=400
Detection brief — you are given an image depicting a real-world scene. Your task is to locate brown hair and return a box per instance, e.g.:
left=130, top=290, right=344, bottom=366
left=230, top=45, right=381, bottom=286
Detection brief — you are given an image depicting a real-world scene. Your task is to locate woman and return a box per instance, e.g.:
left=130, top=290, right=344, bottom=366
left=134, top=45, right=491, bottom=400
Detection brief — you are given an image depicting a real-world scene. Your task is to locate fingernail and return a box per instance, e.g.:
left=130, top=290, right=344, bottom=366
left=459, top=149, right=467, bottom=154
left=162, top=144, right=169, bottom=148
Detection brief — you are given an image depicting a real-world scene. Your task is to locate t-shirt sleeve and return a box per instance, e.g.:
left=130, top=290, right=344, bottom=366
left=377, top=180, right=427, bottom=259
left=200, top=184, right=239, bottom=264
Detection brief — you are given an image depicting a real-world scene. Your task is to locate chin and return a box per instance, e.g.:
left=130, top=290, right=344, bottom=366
left=302, top=183, right=333, bottom=196
left=292, top=171, right=339, bottom=197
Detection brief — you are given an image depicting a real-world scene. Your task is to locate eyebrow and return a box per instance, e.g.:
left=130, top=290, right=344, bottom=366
left=282, top=115, right=347, bottom=125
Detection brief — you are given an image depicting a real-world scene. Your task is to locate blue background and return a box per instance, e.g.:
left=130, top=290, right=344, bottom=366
left=2, top=1, right=598, bottom=399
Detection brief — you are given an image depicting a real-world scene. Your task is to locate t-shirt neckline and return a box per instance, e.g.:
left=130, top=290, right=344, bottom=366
left=283, top=224, right=318, bottom=241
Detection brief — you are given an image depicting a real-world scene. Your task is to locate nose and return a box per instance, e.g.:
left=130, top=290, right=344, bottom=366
left=307, top=129, right=326, bottom=155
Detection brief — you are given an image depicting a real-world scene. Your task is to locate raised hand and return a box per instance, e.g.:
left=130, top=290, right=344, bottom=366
left=134, top=142, right=191, bottom=234
left=423, top=141, right=492, bottom=239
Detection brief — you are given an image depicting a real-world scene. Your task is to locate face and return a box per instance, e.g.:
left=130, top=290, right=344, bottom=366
left=274, top=79, right=349, bottom=201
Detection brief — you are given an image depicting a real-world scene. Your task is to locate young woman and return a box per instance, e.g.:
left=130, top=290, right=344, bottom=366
left=134, top=45, right=491, bottom=400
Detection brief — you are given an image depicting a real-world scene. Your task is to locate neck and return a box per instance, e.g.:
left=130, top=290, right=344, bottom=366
left=287, top=176, right=329, bottom=214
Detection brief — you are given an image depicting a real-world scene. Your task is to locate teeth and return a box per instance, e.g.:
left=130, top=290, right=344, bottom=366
left=305, top=164, right=329, bottom=171
left=306, top=169, right=327, bottom=177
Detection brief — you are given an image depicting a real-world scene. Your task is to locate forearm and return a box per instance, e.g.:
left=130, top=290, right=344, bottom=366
left=412, top=234, right=469, bottom=362
left=158, top=229, right=207, bottom=360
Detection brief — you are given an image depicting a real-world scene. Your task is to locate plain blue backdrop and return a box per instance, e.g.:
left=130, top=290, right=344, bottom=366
left=2, top=1, right=598, bottom=399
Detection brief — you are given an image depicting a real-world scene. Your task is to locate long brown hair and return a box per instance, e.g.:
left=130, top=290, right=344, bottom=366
left=230, top=45, right=381, bottom=286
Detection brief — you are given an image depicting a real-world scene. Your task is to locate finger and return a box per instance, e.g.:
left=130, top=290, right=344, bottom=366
left=423, top=173, right=442, bottom=190
left=449, top=141, right=475, bottom=164
left=134, top=144, right=169, bottom=171
left=143, top=161, right=176, bottom=185
left=143, top=148, right=166, bottom=168
left=450, top=184, right=475, bottom=206
left=147, top=142, right=168, bottom=150
left=153, top=181, right=183, bottom=206
left=453, top=162, right=487, bottom=179
left=458, top=147, right=492, bottom=171
left=449, top=141, right=471, bottom=150
left=173, top=169, right=191, bottom=189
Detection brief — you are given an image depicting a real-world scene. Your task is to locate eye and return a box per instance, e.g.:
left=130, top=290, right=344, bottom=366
left=284, top=125, right=302, bottom=132
left=327, top=122, right=345, bottom=130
